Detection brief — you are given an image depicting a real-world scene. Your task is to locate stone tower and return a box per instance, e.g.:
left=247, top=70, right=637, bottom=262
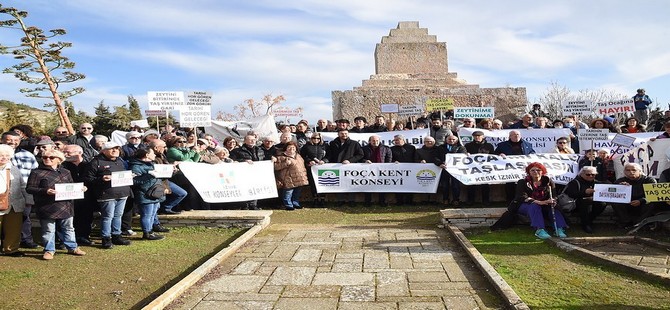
left=332, top=21, right=527, bottom=122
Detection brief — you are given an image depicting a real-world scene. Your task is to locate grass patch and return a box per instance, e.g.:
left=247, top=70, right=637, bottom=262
left=0, top=226, right=244, bottom=309
left=466, top=227, right=670, bottom=309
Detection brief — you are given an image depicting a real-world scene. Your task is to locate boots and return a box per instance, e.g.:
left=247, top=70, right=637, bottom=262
left=111, top=234, right=131, bottom=246
left=152, top=225, right=170, bottom=233
left=143, top=232, right=164, bottom=240
left=101, top=237, right=113, bottom=249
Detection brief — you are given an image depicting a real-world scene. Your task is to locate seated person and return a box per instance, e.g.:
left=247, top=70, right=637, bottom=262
left=563, top=166, right=606, bottom=233
left=611, top=163, right=658, bottom=228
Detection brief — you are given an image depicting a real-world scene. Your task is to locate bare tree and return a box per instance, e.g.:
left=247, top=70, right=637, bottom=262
left=216, top=94, right=286, bottom=121
left=0, top=5, right=85, bottom=134
left=532, top=81, right=627, bottom=124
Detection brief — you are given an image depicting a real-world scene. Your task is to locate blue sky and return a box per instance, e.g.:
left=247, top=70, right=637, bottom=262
left=1, top=0, right=669, bottom=125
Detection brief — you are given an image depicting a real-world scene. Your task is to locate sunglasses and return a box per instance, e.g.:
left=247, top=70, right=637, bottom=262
left=80, top=127, right=92, bottom=130
left=557, top=142, right=567, bottom=144
left=56, top=131, right=68, bottom=134
left=584, top=173, right=597, bottom=176
left=176, top=140, right=186, bottom=143
left=42, top=156, right=59, bottom=160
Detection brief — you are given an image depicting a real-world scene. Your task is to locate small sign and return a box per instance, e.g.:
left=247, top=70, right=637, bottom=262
left=54, top=183, right=85, bottom=201
left=425, top=98, right=454, bottom=112
left=147, top=91, right=185, bottom=111
left=380, top=104, right=399, bottom=113
left=454, top=107, right=495, bottom=119
left=180, top=91, right=212, bottom=127
left=577, top=129, right=610, bottom=141
left=643, top=183, right=670, bottom=202
left=611, top=133, right=636, bottom=147
left=594, top=99, right=635, bottom=115
left=273, top=108, right=303, bottom=117
left=398, top=104, right=424, bottom=117
left=111, top=171, right=134, bottom=187
left=152, top=164, right=175, bottom=178
left=593, top=184, right=632, bottom=203
left=130, top=119, right=149, bottom=128
left=145, top=110, right=166, bottom=117
left=562, top=100, right=593, bottom=116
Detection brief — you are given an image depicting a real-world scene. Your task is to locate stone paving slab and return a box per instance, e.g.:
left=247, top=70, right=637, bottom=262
left=168, top=224, right=504, bottom=309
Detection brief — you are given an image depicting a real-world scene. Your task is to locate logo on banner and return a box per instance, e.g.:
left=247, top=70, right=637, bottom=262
left=318, top=169, right=340, bottom=186
left=416, top=169, right=437, bottom=186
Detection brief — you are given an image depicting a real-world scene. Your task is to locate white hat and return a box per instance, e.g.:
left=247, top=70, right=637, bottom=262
left=102, top=142, right=121, bottom=150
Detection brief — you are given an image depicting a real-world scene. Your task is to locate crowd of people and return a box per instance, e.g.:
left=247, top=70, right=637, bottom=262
left=1, top=92, right=669, bottom=259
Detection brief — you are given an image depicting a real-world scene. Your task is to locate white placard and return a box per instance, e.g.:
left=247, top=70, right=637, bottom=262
left=273, top=108, right=303, bottom=117
left=180, top=91, right=212, bottom=127
left=453, top=107, right=495, bottom=119
left=562, top=100, right=593, bottom=116
left=593, top=184, right=632, bottom=203
left=381, top=104, right=399, bottom=113
left=111, top=170, right=134, bottom=187
left=145, top=110, right=166, bottom=117
left=398, top=104, right=424, bottom=117
left=311, top=163, right=443, bottom=193
left=593, top=99, right=635, bottom=115
left=147, top=91, right=185, bottom=111
left=54, top=183, right=85, bottom=201
left=611, top=133, right=637, bottom=147
left=130, top=119, right=150, bottom=128
left=458, top=128, right=574, bottom=154
left=612, top=138, right=670, bottom=179
left=152, top=164, right=175, bottom=178
left=577, top=129, right=610, bottom=141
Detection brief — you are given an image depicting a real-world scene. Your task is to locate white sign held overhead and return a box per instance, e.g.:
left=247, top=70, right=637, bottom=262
left=611, top=133, right=637, bottom=147
left=147, top=91, right=185, bottom=111
left=180, top=91, right=212, bottom=127
left=562, top=100, right=593, bottom=116
left=453, top=107, right=495, bottom=119
left=398, top=104, right=424, bottom=117
left=594, top=99, right=635, bottom=115
left=274, top=108, right=303, bottom=117
left=145, top=110, right=166, bottom=117
left=577, top=129, right=610, bottom=141
left=380, top=104, right=399, bottom=113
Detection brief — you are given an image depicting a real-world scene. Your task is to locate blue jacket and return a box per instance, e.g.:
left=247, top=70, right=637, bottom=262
left=129, top=158, right=166, bottom=205
left=633, top=94, right=652, bottom=110
left=494, top=140, right=535, bottom=156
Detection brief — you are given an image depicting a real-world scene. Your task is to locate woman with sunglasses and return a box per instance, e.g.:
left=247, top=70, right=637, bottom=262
left=26, top=150, right=86, bottom=260
left=300, top=133, right=329, bottom=206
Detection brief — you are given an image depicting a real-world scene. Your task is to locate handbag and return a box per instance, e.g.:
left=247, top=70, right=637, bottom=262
left=556, top=180, right=580, bottom=212
left=0, top=169, right=11, bottom=211
left=146, top=181, right=167, bottom=199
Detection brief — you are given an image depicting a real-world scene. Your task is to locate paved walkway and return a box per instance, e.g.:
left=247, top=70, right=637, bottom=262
left=170, top=224, right=503, bottom=310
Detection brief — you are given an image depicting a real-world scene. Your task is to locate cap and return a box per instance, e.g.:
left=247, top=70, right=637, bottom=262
left=336, top=119, right=350, bottom=124
left=36, top=138, right=55, bottom=146
left=143, top=129, right=159, bottom=138
left=125, top=131, right=142, bottom=139
left=102, top=142, right=121, bottom=150
left=472, top=131, right=485, bottom=136
left=197, top=138, right=209, bottom=146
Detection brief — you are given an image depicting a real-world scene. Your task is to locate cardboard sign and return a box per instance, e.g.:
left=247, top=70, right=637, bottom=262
left=147, top=91, right=185, bottom=111
left=454, top=107, right=495, bottom=119
left=643, top=183, right=670, bottom=202
left=593, top=184, right=632, bottom=203
left=55, top=183, right=85, bottom=201
left=562, top=100, right=593, bottom=116
left=425, top=98, right=454, bottom=111
left=111, top=171, right=134, bottom=187
left=381, top=104, right=399, bottom=113
left=611, top=133, right=637, bottom=147
left=594, top=99, right=635, bottom=115
left=578, top=129, right=610, bottom=141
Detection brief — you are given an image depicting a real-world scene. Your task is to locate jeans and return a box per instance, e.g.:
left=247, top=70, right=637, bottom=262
left=40, top=217, right=78, bottom=252
left=280, top=187, right=302, bottom=209
left=138, top=203, right=160, bottom=233
left=99, top=198, right=128, bottom=237
left=162, top=181, right=187, bottom=211
left=518, top=202, right=567, bottom=230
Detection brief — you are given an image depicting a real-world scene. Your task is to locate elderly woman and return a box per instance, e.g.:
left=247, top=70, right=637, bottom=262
left=514, top=162, right=568, bottom=239
left=611, top=163, right=657, bottom=228
left=0, top=144, right=32, bottom=257
left=129, top=148, right=166, bottom=240
left=26, top=149, right=86, bottom=260
left=442, top=135, right=466, bottom=206
left=274, top=142, right=309, bottom=211
left=213, top=147, right=235, bottom=163
left=554, top=137, right=574, bottom=154
left=300, top=132, right=329, bottom=206
left=563, top=166, right=607, bottom=233
left=222, top=137, right=239, bottom=152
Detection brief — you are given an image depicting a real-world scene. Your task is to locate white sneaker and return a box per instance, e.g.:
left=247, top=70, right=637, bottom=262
left=121, top=229, right=137, bottom=236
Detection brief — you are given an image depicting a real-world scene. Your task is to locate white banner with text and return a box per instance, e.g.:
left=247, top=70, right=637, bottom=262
left=458, top=128, right=573, bottom=154
left=312, top=163, right=443, bottom=193
left=612, top=138, right=670, bottom=180
left=321, top=129, right=429, bottom=148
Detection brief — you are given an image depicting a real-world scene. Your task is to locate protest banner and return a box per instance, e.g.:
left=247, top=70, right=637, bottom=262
left=311, top=163, right=443, bottom=193
left=425, top=98, right=454, bottom=112
left=320, top=128, right=429, bottom=148
left=179, top=161, right=278, bottom=203
left=147, top=91, right=184, bottom=111
left=579, top=132, right=659, bottom=156
left=458, top=128, right=573, bottom=154
left=273, top=107, right=303, bottom=118
left=381, top=104, right=399, bottom=113
left=55, top=183, right=85, bottom=201
left=207, top=114, right=280, bottom=144
left=444, top=153, right=579, bottom=185
left=593, top=99, right=635, bottom=116
left=593, top=184, right=632, bottom=203
left=111, top=171, right=134, bottom=187
left=613, top=138, right=670, bottom=179
left=643, top=183, right=670, bottom=202
left=398, top=104, right=424, bottom=117
left=454, top=107, right=495, bottom=119
left=562, top=100, right=593, bottom=116
left=180, top=91, right=212, bottom=127
left=145, top=110, right=166, bottom=117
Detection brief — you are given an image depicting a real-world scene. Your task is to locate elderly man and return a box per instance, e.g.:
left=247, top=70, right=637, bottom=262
left=148, top=139, right=187, bottom=215
left=260, top=136, right=277, bottom=160
left=67, top=123, right=98, bottom=162
left=52, top=126, right=70, bottom=141
left=335, top=119, right=350, bottom=131
left=121, top=131, right=145, bottom=161
left=429, top=117, right=453, bottom=146
left=329, top=129, right=364, bottom=206
left=61, top=144, right=96, bottom=245
left=82, top=142, right=133, bottom=248
left=315, top=119, right=329, bottom=132
left=391, top=134, right=416, bottom=205
left=464, top=131, right=494, bottom=205
left=563, top=166, right=607, bottom=233
left=611, top=163, right=658, bottom=228
left=415, top=136, right=446, bottom=203
left=361, top=135, right=392, bottom=206
left=510, top=113, right=538, bottom=129
left=495, top=130, right=536, bottom=200
left=230, top=134, right=265, bottom=210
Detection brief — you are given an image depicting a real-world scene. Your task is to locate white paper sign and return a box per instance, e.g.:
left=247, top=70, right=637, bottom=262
left=381, top=104, right=399, bottom=113
left=594, top=99, right=635, bottom=115
left=130, top=119, right=150, bottom=128
left=111, top=170, right=134, bottom=187
left=611, top=133, right=637, bottom=147
left=180, top=91, right=212, bottom=127
left=152, top=164, right=175, bottom=178
left=55, top=183, right=85, bottom=201
left=578, top=129, right=610, bottom=141
left=562, top=100, right=593, bottom=116
left=593, top=184, right=632, bottom=203
left=147, top=91, right=185, bottom=111
left=398, top=104, right=424, bottom=117
left=453, top=107, right=495, bottom=119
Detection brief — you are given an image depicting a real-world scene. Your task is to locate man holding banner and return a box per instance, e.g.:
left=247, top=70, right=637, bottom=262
left=611, top=163, right=658, bottom=228
left=494, top=130, right=536, bottom=201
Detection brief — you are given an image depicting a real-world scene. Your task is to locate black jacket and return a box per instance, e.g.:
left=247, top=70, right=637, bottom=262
left=300, top=143, right=329, bottom=166
left=415, top=145, right=446, bottom=166
left=361, top=145, right=393, bottom=163
left=390, top=144, right=417, bottom=163
left=328, top=138, right=364, bottom=163
left=464, top=141, right=494, bottom=154
left=82, top=153, right=132, bottom=200
left=615, top=175, right=656, bottom=204
left=230, top=144, right=264, bottom=162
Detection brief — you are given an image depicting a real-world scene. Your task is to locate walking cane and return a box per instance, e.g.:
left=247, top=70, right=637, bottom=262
left=548, top=185, right=558, bottom=234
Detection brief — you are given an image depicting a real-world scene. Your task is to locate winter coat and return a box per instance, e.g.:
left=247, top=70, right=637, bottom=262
left=67, top=133, right=98, bottom=162
left=166, top=147, right=200, bottom=163
left=300, top=143, right=329, bottom=166
left=494, top=139, right=535, bottom=156
left=0, top=164, right=31, bottom=215
left=26, top=165, right=75, bottom=219
left=361, top=145, right=393, bottom=163
left=128, top=158, right=166, bottom=205
left=614, top=175, right=656, bottom=204
left=82, top=153, right=132, bottom=201
left=274, top=153, right=309, bottom=189
left=328, top=138, right=364, bottom=163
left=429, top=126, right=453, bottom=146
left=415, top=145, right=446, bottom=166
left=464, top=141, right=494, bottom=154
left=390, top=144, right=417, bottom=163
left=230, top=145, right=264, bottom=162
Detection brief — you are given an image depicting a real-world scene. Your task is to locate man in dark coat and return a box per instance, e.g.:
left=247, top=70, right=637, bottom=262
left=464, top=131, right=495, bottom=205
left=494, top=130, right=536, bottom=201
left=361, top=135, right=393, bottom=206
left=391, top=134, right=416, bottom=205
left=230, top=134, right=265, bottom=210
left=67, top=123, right=98, bottom=162
left=328, top=129, right=363, bottom=206
left=611, top=163, right=659, bottom=228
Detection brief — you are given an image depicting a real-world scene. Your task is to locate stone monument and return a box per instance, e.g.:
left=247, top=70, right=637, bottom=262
left=332, top=21, right=527, bottom=122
